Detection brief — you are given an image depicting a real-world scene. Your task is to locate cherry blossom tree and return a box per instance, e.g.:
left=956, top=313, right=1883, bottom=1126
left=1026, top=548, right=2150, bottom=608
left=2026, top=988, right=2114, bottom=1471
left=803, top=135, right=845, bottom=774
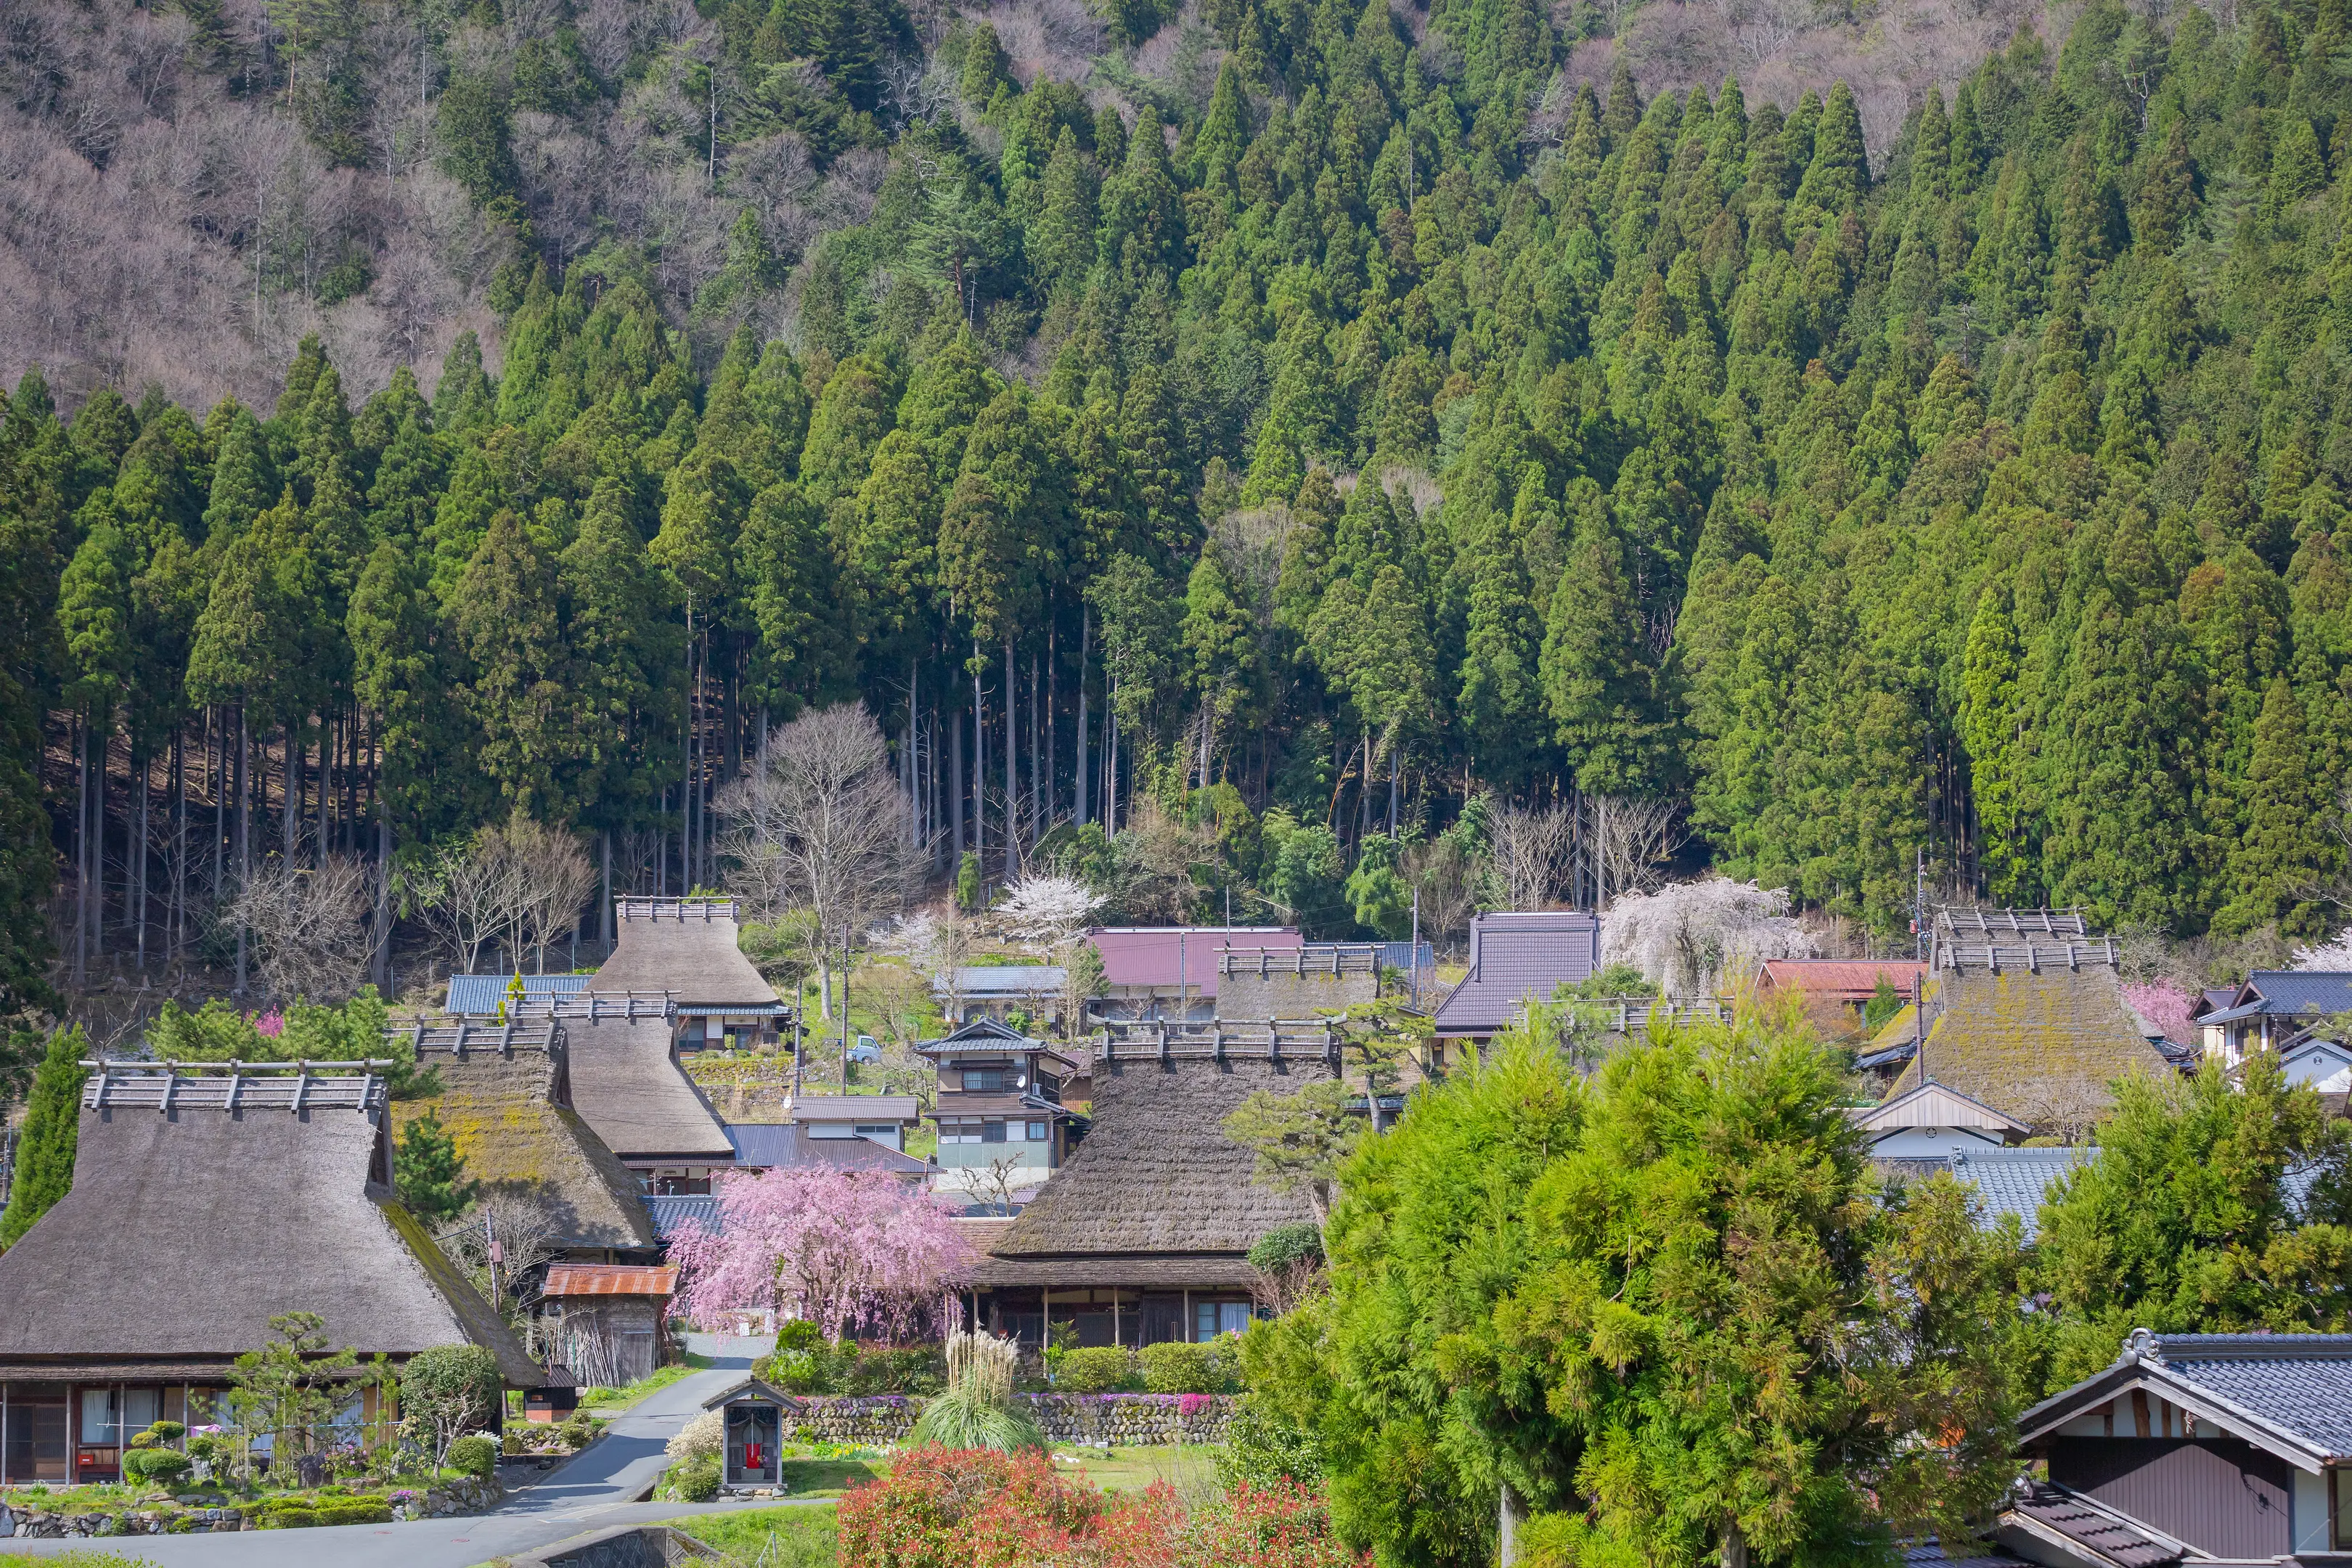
left=668, top=1166, right=973, bottom=1343
left=1600, top=877, right=1813, bottom=1000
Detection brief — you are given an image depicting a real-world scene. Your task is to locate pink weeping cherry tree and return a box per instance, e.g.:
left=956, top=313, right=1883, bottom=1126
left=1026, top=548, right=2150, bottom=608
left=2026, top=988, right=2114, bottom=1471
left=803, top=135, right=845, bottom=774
left=669, top=1166, right=975, bottom=1342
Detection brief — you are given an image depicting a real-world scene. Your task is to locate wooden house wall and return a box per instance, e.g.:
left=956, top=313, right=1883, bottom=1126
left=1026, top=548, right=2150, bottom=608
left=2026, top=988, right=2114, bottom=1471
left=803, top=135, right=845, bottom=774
left=2049, top=1436, right=2292, bottom=1559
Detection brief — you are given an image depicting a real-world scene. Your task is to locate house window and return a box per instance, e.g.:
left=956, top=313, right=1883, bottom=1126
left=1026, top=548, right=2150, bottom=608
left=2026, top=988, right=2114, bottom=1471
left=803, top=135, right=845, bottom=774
left=982, top=1120, right=1008, bottom=1144
left=1027, top=1121, right=1049, bottom=1141
left=940, top=1118, right=985, bottom=1144
left=1196, top=1302, right=1257, bottom=1341
left=961, top=1067, right=1011, bottom=1092
left=854, top=1124, right=900, bottom=1140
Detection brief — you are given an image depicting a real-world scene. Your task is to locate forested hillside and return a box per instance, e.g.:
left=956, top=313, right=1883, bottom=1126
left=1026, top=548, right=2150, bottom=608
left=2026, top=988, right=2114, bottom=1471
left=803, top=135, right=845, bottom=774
left=4, top=0, right=2352, bottom=1032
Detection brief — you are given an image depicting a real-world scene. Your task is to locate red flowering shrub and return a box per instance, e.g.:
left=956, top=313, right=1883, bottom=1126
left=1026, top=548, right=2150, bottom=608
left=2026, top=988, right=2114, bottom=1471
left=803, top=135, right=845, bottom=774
left=838, top=1449, right=1367, bottom=1568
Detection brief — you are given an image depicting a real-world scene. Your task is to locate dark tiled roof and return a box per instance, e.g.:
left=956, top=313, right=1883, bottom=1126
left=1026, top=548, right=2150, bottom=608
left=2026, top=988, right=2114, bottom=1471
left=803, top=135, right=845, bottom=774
left=1083, top=927, right=1298, bottom=997
left=645, top=1193, right=719, bottom=1240
left=1947, top=1146, right=2094, bottom=1240
left=726, top=1122, right=929, bottom=1176
left=1900, top=1539, right=2034, bottom=1568
left=2143, top=1333, right=2352, bottom=1460
left=1432, top=912, right=1601, bottom=1036
left=446, top=973, right=590, bottom=1015
left=2239, top=971, right=2352, bottom=1015
left=2007, top=1485, right=2183, bottom=1568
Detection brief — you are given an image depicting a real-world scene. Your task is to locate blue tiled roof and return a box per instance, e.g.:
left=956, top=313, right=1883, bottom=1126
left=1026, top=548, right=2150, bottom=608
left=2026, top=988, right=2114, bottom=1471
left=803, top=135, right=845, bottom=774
left=2242, top=971, right=2352, bottom=1015
left=446, top=973, right=591, bottom=1016
left=2145, top=1334, right=2352, bottom=1461
left=645, top=1194, right=720, bottom=1240
left=1947, top=1146, right=2095, bottom=1241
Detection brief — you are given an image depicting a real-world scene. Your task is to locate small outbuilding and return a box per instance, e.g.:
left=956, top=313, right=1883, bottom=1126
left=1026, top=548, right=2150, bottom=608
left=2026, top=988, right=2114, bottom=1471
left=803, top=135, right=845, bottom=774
left=700, top=1376, right=802, bottom=1490
left=537, top=1264, right=678, bottom=1388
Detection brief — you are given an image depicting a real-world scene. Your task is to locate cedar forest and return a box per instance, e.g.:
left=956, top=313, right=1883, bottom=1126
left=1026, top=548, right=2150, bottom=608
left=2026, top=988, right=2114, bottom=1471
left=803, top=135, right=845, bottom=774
left=5, top=0, right=2352, bottom=1035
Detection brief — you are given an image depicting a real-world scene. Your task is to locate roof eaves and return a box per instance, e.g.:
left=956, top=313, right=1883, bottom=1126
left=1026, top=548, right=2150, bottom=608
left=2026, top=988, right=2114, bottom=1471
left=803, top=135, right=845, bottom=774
left=2017, top=1357, right=2333, bottom=1473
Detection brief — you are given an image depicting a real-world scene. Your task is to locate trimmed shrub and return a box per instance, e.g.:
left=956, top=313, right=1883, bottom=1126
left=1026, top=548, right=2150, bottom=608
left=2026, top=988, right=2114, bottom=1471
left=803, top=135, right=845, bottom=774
left=445, top=1434, right=498, bottom=1478
left=403, top=1344, right=503, bottom=1461
left=668, top=1454, right=722, bottom=1501
left=1217, top=1399, right=1325, bottom=1490
left=1248, top=1221, right=1323, bottom=1273
left=1138, top=1340, right=1236, bottom=1394
left=258, top=1508, right=319, bottom=1530
left=122, top=1448, right=192, bottom=1486
left=317, top=1501, right=394, bottom=1526
left=1054, top=1346, right=1139, bottom=1392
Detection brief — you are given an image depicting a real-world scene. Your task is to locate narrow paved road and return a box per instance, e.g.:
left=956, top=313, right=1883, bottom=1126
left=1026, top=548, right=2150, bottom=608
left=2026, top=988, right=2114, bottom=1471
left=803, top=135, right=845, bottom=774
left=0, top=1335, right=822, bottom=1567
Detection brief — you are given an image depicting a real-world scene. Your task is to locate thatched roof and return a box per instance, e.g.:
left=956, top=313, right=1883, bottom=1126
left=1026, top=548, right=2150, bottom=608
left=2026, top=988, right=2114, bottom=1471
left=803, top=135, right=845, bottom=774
left=390, top=1021, right=658, bottom=1251
left=593, top=899, right=779, bottom=1007
left=1887, top=966, right=2173, bottom=1133
left=0, top=1069, right=539, bottom=1384
left=968, top=1058, right=1328, bottom=1289
left=533, top=1003, right=736, bottom=1162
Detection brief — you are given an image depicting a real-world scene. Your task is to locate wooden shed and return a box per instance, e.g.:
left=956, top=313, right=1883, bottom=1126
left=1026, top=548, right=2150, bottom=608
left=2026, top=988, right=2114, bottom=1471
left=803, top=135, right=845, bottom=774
left=537, top=1264, right=678, bottom=1388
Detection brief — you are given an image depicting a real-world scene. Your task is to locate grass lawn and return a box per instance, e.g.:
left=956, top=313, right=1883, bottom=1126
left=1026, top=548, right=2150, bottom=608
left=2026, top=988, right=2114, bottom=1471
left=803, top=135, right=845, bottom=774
left=578, top=1349, right=714, bottom=1412
left=669, top=1501, right=837, bottom=1566
left=777, top=1455, right=885, bottom=1497
left=1053, top=1444, right=1226, bottom=1493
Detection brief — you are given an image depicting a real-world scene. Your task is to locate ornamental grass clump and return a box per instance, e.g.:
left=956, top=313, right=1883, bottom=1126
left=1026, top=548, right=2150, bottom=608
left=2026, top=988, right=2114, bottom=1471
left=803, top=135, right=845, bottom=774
left=909, top=1331, right=1044, bottom=1453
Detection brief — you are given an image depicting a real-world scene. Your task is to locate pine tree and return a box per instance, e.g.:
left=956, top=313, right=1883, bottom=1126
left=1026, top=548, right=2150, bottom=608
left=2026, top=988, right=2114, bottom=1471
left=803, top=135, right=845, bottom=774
left=395, top=1109, right=478, bottom=1223
left=453, top=510, right=572, bottom=819
left=0, top=1027, right=86, bottom=1249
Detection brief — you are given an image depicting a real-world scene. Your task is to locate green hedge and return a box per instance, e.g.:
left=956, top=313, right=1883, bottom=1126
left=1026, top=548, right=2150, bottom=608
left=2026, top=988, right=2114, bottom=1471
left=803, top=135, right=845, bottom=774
left=445, top=1434, right=498, bottom=1477
left=1053, top=1347, right=1140, bottom=1393
left=1137, top=1340, right=1237, bottom=1394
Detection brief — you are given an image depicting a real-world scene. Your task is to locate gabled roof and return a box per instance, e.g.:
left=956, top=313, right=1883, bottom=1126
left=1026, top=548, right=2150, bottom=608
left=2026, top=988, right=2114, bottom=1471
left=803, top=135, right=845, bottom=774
left=1431, top=912, right=1602, bottom=1037
left=968, top=1058, right=1328, bottom=1286
left=536, top=1000, right=735, bottom=1161
left=1082, top=926, right=1298, bottom=997
left=543, top=1264, right=677, bottom=1297
left=2231, top=970, right=2352, bottom=1016
left=2020, top=1329, right=2352, bottom=1471
left=915, top=1016, right=1082, bottom=1071
left=391, top=1022, right=658, bottom=1251
left=1761, top=960, right=1929, bottom=1000
left=940, top=965, right=1065, bottom=997
left=1886, top=966, right=2171, bottom=1133
left=0, top=1073, right=539, bottom=1385
left=446, top=973, right=591, bottom=1016
left=788, top=1095, right=923, bottom=1124
left=701, top=1375, right=801, bottom=1411
left=645, top=1193, right=719, bottom=1241
left=592, top=899, right=780, bottom=1008
left=726, top=1122, right=931, bottom=1176
left=1853, top=1080, right=2030, bottom=1138
left=2001, top=1482, right=2189, bottom=1568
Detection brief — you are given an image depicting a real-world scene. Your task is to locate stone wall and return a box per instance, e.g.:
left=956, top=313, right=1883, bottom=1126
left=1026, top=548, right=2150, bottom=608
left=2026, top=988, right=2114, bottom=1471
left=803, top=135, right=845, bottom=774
left=0, top=1476, right=503, bottom=1539
left=789, top=1393, right=1236, bottom=1446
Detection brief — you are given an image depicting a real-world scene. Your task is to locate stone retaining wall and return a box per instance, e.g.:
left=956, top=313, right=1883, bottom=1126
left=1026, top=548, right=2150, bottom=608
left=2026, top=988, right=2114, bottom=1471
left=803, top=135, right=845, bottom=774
left=0, top=1476, right=504, bottom=1538
left=790, top=1393, right=1236, bottom=1446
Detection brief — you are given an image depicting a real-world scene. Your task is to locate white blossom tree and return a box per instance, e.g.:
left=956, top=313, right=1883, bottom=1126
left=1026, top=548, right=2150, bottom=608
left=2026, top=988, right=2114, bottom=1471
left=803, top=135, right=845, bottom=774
left=990, top=873, right=1103, bottom=950
left=1601, top=878, right=1814, bottom=1000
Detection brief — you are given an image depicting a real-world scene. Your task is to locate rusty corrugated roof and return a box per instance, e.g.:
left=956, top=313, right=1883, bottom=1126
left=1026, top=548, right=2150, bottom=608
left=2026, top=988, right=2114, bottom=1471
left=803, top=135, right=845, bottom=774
left=543, top=1264, right=678, bottom=1297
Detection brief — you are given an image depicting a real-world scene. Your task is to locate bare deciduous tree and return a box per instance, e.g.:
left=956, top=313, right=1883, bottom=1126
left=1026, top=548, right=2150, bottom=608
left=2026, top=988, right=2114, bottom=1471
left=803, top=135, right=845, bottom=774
left=509, top=818, right=597, bottom=973
left=719, top=703, right=918, bottom=1020
left=224, top=854, right=375, bottom=1003
left=1592, top=796, right=1688, bottom=907
left=409, top=814, right=589, bottom=977
left=1487, top=801, right=1576, bottom=910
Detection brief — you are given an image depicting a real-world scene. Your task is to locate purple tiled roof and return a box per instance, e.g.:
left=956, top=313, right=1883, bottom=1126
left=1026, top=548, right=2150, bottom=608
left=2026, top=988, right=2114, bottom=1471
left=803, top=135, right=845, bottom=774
left=1431, top=912, right=1602, bottom=1037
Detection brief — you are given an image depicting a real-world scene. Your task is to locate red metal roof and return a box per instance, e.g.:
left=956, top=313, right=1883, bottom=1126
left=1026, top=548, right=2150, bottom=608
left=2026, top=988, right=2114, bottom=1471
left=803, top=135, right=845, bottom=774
left=542, top=1264, right=678, bottom=1297
left=1759, top=960, right=1927, bottom=1001
left=1082, top=927, right=1298, bottom=997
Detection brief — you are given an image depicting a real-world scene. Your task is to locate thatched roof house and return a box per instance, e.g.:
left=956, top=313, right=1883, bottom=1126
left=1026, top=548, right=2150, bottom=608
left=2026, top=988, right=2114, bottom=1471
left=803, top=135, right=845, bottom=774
left=963, top=1049, right=1330, bottom=1349
left=593, top=898, right=785, bottom=1051
left=0, top=1061, right=538, bottom=1482
left=508, top=992, right=738, bottom=1178
left=1882, top=910, right=2173, bottom=1137
left=388, top=1018, right=658, bottom=1256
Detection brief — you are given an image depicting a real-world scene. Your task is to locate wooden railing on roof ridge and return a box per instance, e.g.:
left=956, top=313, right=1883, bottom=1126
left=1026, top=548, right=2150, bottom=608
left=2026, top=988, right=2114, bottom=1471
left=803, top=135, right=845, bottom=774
left=615, top=897, right=738, bottom=923
left=79, top=1058, right=395, bottom=1114
left=1557, top=997, right=1734, bottom=1032
left=1936, top=936, right=2118, bottom=973
left=1092, top=1018, right=1343, bottom=1066
left=1218, top=945, right=1381, bottom=977
left=1934, top=908, right=2091, bottom=937
left=503, top=989, right=679, bottom=1022
left=393, top=1016, right=568, bottom=1055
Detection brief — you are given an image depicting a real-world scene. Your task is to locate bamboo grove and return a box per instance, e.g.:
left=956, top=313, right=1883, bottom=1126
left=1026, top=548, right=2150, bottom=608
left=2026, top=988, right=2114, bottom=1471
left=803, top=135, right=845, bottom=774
left=7, top=0, right=2352, bottom=1024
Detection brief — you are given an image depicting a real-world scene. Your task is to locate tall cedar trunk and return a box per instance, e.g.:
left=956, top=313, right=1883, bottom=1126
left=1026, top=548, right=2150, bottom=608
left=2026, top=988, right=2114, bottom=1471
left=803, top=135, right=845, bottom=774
left=210, top=707, right=224, bottom=911
left=657, top=786, right=668, bottom=899
left=136, top=746, right=149, bottom=968
left=1045, top=625, right=1056, bottom=831
left=1106, top=679, right=1119, bottom=833
left=234, top=706, right=249, bottom=995
left=1003, top=637, right=1016, bottom=879
left=373, top=803, right=391, bottom=993
left=950, top=691, right=965, bottom=863
left=971, top=646, right=985, bottom=875
left=1075, top=607, right=1090, bottom=827
left=907, top=658, right=919, bottom=848
left=1389, top=740, right=1400, bottom=836
left=93, top=716, right=106, bottom=964
left=72, top=710, right=86, bottom=987
left=317, top=717, right=330, bottom=868
left=600, top=828, right=613, bottom=950
left=1029, top=648, right=1041, bottom=840
left=282, top=722, right=296, bottom=865
left=171, top=725, right=184, bottom=961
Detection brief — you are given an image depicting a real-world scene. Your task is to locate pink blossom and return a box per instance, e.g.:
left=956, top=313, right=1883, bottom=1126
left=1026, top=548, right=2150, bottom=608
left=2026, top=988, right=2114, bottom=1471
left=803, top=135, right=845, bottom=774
left=253, top=1010, right=285, bottom=1039
left=2121, top=979, right=2196, bottom=1046
left=669, top=1166, right=975, bottom=1342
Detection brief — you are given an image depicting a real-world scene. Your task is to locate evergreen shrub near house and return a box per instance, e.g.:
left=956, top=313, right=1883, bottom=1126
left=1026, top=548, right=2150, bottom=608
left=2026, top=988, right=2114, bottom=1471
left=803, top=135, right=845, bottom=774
left=1053, top=1347, right=1140, bottom=1393
left=444, top=1434, right=498, bottom=1478
left=121, top=1447, right=191, bottom=1487
left=1138, top=1341, right=1238, bottom=1395
left=0, top=1026, right=86, bottom=1249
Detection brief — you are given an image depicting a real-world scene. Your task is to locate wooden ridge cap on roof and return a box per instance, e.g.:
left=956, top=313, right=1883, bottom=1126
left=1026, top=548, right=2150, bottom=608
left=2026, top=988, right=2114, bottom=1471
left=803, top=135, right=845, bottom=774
left=80, top=1059, right=393, bottom=1114
left=395, top=1017, right=568, bottom=1055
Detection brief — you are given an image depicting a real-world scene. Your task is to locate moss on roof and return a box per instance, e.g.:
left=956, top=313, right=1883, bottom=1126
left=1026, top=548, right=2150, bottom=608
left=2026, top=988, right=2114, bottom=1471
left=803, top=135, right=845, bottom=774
left=1887, top=968, right=2170, bottom=1135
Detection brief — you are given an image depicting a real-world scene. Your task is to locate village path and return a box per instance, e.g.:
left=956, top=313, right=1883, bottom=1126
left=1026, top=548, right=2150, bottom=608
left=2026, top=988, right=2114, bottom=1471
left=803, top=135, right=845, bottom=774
left=0, top=1333, right=822, bottom=1568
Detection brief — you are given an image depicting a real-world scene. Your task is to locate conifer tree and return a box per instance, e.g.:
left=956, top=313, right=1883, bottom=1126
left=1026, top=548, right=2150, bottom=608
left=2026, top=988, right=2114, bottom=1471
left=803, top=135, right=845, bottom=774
left=453, top=510, right=571, bottom=820
left=0, top=1027, right=86, bottom=1249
